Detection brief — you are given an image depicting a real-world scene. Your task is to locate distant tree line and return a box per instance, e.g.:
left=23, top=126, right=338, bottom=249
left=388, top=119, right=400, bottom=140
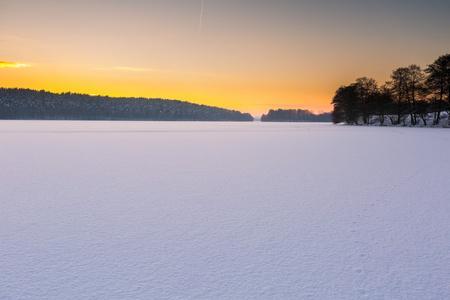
left=261, top=109, right=331, bottom=122
left=0, top=88, right=253, bottom=121
left=331, top=53, right=450, bottom=126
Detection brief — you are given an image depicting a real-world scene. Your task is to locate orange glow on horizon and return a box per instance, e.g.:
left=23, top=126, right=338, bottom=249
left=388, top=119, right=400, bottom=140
left=1, top=62, right=334, bottom=117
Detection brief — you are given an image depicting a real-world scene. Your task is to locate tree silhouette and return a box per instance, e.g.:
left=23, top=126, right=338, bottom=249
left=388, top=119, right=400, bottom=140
left=355, top=77, right=379, bottom=124
left=425, top=54, right=450, bottom=125
left=331, top=84, right=359, bottom=124
left=387, top=67, right=410, bottom=125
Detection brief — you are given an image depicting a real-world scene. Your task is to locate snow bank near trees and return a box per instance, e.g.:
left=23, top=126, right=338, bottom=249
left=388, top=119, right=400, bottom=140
left=1, top=121, right=449, bottom=299
left=349, top=112, right=449, bottom=127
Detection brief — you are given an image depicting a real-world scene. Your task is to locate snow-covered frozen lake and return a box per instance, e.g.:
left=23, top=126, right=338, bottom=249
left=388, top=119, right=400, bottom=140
left=1, top=121, right=449, bottom=299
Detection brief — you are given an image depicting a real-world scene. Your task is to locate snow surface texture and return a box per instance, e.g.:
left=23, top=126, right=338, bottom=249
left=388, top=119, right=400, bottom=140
left=1, top=121, right=449, bottom=299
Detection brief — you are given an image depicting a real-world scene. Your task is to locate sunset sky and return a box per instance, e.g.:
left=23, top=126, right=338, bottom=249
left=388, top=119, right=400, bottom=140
left=1, top=0, right=450, bottom=117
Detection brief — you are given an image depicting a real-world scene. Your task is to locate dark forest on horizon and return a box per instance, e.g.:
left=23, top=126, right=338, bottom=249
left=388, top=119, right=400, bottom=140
left=261, top=109, right=331, bottom=122
left=0, top=88, right=253, bottom=121
left=331, top=53, right=450, bottom=126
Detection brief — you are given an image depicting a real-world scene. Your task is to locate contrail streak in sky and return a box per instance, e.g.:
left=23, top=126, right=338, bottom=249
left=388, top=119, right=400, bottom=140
left=199, top=0, right=204, bottom=32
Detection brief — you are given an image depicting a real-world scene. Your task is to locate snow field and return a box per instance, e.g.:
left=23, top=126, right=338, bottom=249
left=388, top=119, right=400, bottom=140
left=1, top=121, right=449, bottom=299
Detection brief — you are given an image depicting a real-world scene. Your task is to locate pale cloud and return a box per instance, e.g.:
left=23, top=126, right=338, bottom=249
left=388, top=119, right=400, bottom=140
left=0, top=61, right=32, bottom=68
